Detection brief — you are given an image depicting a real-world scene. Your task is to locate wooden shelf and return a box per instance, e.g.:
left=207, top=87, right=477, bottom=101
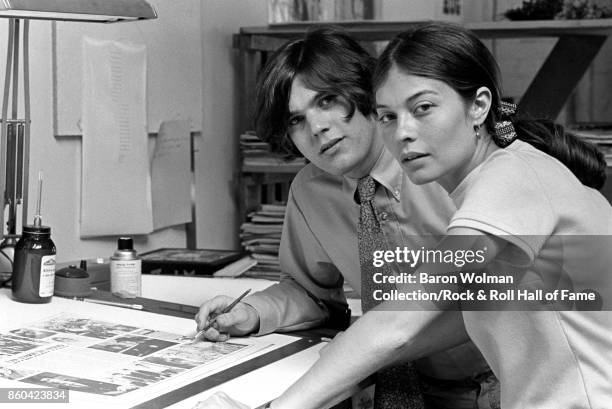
left=235, top=19, right=612, bottom=51
left=242, top=162, right=305, bottom=174
left=233, top=18, right=612, bottom=216
left=234, top=18, right=612, bottom=124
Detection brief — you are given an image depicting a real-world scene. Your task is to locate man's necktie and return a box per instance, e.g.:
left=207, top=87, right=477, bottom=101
left=357, top=175, right=425, bottom=409
left=358, top=175, right=394, bottom=312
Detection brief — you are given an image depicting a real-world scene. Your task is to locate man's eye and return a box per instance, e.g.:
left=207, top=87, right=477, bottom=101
left=288, top=116, right=302, bottom=126
left=319, top=95, right=336, bottom=108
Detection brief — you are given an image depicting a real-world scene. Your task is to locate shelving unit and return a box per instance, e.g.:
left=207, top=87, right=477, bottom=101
left=242, top=160, right=306, bottom=174
left=233, top=18, right=612, bottom=219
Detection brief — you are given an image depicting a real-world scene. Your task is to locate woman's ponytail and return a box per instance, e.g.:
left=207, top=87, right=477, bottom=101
left=513, top=119, right=607, bottom=190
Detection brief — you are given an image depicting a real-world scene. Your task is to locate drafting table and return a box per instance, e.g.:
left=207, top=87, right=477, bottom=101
left=139, top=274, right=362, bottom=317
left=0, top=286, right=334, bottom=409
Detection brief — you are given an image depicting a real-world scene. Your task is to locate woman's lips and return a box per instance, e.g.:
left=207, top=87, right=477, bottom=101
left=401, top=152, right=429, bottom=163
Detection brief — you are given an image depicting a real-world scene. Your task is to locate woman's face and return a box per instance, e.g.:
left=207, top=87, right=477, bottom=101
left=375, top=66, right=482, bottom=192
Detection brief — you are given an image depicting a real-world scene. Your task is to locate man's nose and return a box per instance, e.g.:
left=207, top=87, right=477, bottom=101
left=308, top=113, right=330, bottom=137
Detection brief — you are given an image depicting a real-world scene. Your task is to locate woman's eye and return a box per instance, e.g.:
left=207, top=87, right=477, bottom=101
left=414, top=103, right=433, bottom=114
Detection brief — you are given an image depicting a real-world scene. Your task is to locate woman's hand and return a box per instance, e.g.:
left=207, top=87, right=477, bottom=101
left=192, top=391, right=250, bottom=409
left=318, top=333, right=340, bottom=357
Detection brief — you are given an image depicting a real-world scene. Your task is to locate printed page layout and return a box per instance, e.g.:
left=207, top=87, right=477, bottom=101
left=0, top=313, right=276, bottom=407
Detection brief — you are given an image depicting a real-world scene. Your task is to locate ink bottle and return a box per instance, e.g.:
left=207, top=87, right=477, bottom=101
left=12, top=225, right=57, bottom=303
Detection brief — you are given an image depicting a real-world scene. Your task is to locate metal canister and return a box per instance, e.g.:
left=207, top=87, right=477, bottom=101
left=12, top=225, right=57, bottom=303
left=110, top=237, right=141, bottom=298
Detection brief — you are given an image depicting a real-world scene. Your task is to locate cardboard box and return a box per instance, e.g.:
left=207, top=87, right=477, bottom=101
left=268, top=0, right=370, bottom=23
left=377, top=0, right=463, bottom=23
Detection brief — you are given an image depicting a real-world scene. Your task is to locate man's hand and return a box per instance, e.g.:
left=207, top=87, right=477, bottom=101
left=193, top=391, right=250, bottom=409
left=195, top=295, right=260, bottom=341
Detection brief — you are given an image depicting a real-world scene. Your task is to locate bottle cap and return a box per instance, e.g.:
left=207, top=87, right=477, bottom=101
left=55, top=265, right=91, bottom=297
left=117, top=237, right=134, bottom=250
left=22, top=224, right=51, bottom=234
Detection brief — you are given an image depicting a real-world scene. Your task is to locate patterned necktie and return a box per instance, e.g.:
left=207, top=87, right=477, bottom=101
left=357, top=175, right=425, bottom=409
left=358, top=175, right=394, bottom=312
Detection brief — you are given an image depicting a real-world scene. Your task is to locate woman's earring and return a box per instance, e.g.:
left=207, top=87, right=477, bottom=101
left=474, top=124, right=480, bottom=139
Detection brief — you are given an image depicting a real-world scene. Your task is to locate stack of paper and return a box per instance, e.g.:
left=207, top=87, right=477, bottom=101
left=239, top=204, right=286, bottom=280
left=240, top=131, right=270, bottom=156
left=240, top=131, right=305, bottom=171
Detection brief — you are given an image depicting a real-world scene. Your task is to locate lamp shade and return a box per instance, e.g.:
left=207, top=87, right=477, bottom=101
left=0, top=0, right=157, bottom=22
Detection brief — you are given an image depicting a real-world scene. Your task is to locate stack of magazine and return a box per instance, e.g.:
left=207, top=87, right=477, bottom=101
left=240, top=131, right=270, bottom=158
left=239, top=204, right=286, bottom=280
left=240, top=131, right=305, bottom=171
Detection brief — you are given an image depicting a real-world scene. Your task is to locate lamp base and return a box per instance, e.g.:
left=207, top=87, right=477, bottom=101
left=0, top=235, right=18, bottom=284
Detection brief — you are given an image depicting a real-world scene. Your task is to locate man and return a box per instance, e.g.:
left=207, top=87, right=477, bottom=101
left=196, top=27, right=498, bottom=409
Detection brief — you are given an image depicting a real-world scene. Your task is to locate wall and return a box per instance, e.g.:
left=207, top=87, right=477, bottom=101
left=195, top=1, right=267, bottom=250
left=489, top=0, right=558, bottom=113
left=491, top=0, right=612, bottom=124
left=53, top=1, right=203, bottom=136
left=0, top=1, right=268, bottom=263
left=572, top=39, right=612, bottom=122
left=0, top=1, right=201, bottom=263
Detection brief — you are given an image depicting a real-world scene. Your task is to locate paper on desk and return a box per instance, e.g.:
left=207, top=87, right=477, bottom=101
left=0, top=294, right=300, bottom=409
left=152, top=120, right=192, bottom=230
left=80, top=37, right=153, bottom=237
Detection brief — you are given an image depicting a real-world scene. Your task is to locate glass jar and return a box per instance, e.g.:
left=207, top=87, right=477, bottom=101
left=11, top=225, right=56, bottom=303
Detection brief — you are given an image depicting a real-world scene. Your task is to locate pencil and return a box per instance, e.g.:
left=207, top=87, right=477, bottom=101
left=76, top=297, right=144, bottom=310
left=193, top=288, right=252, bottom=341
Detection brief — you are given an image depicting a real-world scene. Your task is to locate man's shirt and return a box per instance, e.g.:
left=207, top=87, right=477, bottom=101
left=245, top=148, right=490, bottom=379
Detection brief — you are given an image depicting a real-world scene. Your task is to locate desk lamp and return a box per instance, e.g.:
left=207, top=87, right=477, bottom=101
left=0, top=0, right=157, bottom=279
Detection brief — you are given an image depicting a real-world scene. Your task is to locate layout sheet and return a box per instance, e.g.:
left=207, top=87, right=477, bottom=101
left=0, top=314, right=268, bottom=406
left=80, top=37, right=153, bottom=237
left=151, top=120, right=192, bottom=231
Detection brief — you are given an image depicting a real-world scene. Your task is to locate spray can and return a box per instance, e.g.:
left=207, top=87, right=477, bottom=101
left=12, top=225, right=57, bottom=303
left=110, top=237, right=141, bottom=298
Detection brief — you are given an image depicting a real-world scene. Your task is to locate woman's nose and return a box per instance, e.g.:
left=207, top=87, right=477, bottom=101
left=395, top=115, right=416, bottom=143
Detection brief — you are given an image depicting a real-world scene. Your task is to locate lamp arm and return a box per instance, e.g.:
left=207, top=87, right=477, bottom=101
left=0, top=19, right=15, bottom=240
left=21, top=19, right=30, bottom=228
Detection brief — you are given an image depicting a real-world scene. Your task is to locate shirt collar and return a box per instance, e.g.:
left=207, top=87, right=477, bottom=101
left=344, top=147, right=403, bottom=203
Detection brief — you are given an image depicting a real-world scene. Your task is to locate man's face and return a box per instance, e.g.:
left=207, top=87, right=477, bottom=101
left=287, top=76, right=381, bottom=178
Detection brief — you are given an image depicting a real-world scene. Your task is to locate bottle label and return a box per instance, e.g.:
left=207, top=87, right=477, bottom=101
left=110, top=259, right=142, bottom=297
left=39, top=255, right=56, bottom=297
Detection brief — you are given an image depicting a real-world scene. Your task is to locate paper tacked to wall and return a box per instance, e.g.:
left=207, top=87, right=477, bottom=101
left=80, top=37, right=153, bottom=237
left=151, top=120, right=192, bottom=230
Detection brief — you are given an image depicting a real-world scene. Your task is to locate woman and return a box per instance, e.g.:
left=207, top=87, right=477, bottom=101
left=369, top=22, right=612, bottom=408
left=198, top=23, right=612, bottom=409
